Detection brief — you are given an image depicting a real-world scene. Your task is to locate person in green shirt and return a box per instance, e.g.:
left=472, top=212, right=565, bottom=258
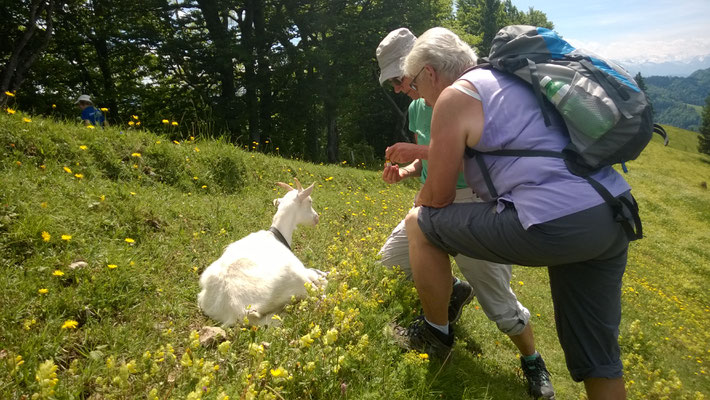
left=376, top=28, right=554, bottom=399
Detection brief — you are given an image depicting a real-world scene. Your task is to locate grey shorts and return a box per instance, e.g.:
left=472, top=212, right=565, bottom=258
left=418, top=194, right=632, bottom=381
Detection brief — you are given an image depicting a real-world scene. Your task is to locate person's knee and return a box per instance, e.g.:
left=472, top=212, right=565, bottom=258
left=404, top=208, right=421, bottom=239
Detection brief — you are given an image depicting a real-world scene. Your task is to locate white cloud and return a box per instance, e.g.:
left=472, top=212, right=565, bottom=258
left=567, top=36, right=710, bottom=64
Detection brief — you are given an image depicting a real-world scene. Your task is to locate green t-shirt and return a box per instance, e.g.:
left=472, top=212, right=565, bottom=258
left=408, top=98, right=468, bottom=189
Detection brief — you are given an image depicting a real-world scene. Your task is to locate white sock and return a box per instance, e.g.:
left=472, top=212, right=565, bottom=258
left=425, top=317, right=450, bottom=335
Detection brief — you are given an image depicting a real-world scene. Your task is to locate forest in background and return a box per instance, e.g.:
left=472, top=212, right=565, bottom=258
left=643, top=67, right=710, bottom=132
left=1, top=0, right=553, bottom=164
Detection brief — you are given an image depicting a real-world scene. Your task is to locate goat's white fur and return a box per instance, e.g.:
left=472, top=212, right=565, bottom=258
left=197, top=179, right=326, bottom=326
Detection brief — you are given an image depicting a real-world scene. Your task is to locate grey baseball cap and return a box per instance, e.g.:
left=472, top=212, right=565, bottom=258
left=376, top=28, right=416, bottom=86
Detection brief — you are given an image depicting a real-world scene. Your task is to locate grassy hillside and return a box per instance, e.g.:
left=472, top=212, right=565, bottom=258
left=1, top=114, right=708, bottom=399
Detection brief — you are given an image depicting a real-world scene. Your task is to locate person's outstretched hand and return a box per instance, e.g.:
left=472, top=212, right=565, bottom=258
left=382, top=164, right=407, bottom=184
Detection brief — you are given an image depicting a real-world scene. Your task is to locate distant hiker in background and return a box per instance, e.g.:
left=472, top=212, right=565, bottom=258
left=75, top=94, right=107, bottom=128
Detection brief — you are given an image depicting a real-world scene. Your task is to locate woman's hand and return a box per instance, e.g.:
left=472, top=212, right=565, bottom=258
left=382, top=164, right=407, bottom=183
left=385, top=143, right=428, bottom=164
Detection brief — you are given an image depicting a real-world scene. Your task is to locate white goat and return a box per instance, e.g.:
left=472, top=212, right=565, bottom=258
left=197, top=178, right=326, bottom=326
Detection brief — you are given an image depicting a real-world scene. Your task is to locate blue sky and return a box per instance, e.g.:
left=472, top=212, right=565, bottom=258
left=509, top=0, right=710, bottom=63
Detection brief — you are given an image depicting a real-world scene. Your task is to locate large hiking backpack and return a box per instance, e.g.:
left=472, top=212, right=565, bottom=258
left=464, top=25, right=668, bottom=240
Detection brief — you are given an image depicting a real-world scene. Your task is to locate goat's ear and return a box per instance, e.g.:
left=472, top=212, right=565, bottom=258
left=275, top=182, right=294, bottom=191
left=297, top=182, right=315, bottom=201
left=293, top=177, right=303, bottom=191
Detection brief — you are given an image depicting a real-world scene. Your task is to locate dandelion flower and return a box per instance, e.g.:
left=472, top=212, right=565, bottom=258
left=270, top=367, right=287, bottom=377
left=132, top=115, right=139, bottom=120
left=131, top=152, right=141, bottom=157
left=171, top=121, right=178, bottom=126
left=63, top=166, right=72, bottom=173
left=518, top=281, right=524, bottom=286
left=418, top=353, right=429, bottom=360
left=79, top=145, right=87, bottom=150
left=41, top=231, right=51, bottom=242
left=100, top=107, right=108, bottom=112
left=173, top=140, right=180, bottom=145
left=194, top=147, right=200, bottom=152
left=162, top=119, right=169, bottom=124
left=107, top=264, right=118, bottom=269
left=38, top=288, right=48, bottom=294
left=52, top=270, right=64, bottom=276
left=128, top=121, right=135, bottom=126
left=61, top=320, right=78, bottom=329
left=5, top=91, right=15, bottom=97
left=125, top=238, right=135, bottom=243
left=86, top=125, right=95, bottom=129
left=6, top=108, right=16, bottom=114
left=74, top=173, right=83, bottom=179
left=136, top=121, right=141, bottom=126
left=52, top=104, right=56, bottom=108
left=23, top=117, right=31, bottom=123
left=40, top=202, right=48, bottom=208
left=100, top=194, right=105, bottom=201
left=61, top=234, right=72, bottom=241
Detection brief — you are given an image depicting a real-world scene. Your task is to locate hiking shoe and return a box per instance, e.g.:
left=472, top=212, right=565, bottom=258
left=521, top=354, right=556, bottom=399
left=389, top=316, right=454, bottom=360
left=449, top=279, right=475, bottom=324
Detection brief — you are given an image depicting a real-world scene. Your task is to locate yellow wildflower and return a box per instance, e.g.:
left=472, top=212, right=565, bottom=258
left=74, top=173, right=83, bottom=179
left=61, top=234, right=71, bottom=241
left=171, top=121, right=178, bottom=126
left=136, top=121, right=141, bottom=126
left=41, top=231, right=51, bottom=242
left=23, top=117, right=31, bottom=123
left=299, top=334, right=314, bottom=348
left=270, top=366, right=287, bottom=377
left=128, top=121, right=135, bottom=126
left=61, top=320, right=78, bottom=329
left=6, top=108, right=16, bottom=114
left=100, top=194, right=105, bottom=201
left=125, top=238, right=135, bottom=243
left=86, top=125, right=95, bottom=129
left=418, top=353, right=429, bottom=360
left=79, top=145, right=87, bottom=150
left=107, top=264, right=118, bottom=269
left=52, top=270, right=64, bottom=276
left=132, top=115, right=139, bottom=120
left=5, top=91, right=15, bottom=97
left=131, top=152, right=141, bottom=157
left=38, top=288, right=48, bottom=294
left=162, top=119, right=169, bottom=124
left=100, top=107, right=108, bottom=112
left=63, top=166, right=72, bottom=173
left=194, top=147, right=200, bottom=152
left=52, top=104, right=56, bottom=108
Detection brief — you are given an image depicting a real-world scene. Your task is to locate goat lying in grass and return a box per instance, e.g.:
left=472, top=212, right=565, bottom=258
left=197, top=179, right=326, bottom=326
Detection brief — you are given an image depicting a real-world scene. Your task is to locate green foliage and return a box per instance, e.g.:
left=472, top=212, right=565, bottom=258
left=699, top=96, right=710, bottom=155
left=2, top=113, right=709, bottom=399
left=645, top=68, right=710, bottom=131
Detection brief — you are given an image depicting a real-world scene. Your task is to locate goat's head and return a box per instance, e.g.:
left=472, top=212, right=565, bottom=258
left=274, top=178, right=319, bottom=226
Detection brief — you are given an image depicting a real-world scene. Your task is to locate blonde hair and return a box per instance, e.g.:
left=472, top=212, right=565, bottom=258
left=403, top=27, right=478, bottom=82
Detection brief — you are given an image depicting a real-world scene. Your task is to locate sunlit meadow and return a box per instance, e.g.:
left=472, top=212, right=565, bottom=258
left=1, top=112, right=708, bottom=399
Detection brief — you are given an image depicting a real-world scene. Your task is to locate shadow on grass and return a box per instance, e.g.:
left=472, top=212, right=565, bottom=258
left=425, top=330, right=530, bottom=399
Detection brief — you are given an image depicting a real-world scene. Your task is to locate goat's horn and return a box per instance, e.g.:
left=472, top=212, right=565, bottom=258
left=275, top=182, right=294, bottom=191
left=293, top=177, right=303, bottom=191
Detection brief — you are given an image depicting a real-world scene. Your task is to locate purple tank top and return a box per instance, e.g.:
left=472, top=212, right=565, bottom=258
left=459, top=68, right=631, bottom=229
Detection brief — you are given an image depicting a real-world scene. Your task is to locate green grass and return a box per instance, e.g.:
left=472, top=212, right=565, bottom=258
left=1, top=113, right=708, bottom=399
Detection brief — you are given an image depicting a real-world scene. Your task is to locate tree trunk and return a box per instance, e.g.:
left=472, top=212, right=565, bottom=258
left=254, top=0, right=272, bottom=144
left=0, top=0, right=49, bottom=105
left=325, top=96, right=339, bottom=163
left=240, top=0, right=260, bottom=145
left=197, top=0, right=239, bottom=134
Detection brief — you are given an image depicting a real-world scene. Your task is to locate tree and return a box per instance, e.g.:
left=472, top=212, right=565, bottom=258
left=699, top=95, right=710, bottom=155
left=0, top=0, right=61, bottom=107
left=635, top=72, right=654, bottom=117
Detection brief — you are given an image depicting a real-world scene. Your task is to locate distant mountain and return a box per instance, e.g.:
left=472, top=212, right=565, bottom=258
left=643, top=68, right=710, bottom=131
left=619, top=55, right=710, bottom=78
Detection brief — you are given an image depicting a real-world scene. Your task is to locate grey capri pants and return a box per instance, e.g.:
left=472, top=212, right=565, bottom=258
left=418, top=193, right=632, bottom=381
